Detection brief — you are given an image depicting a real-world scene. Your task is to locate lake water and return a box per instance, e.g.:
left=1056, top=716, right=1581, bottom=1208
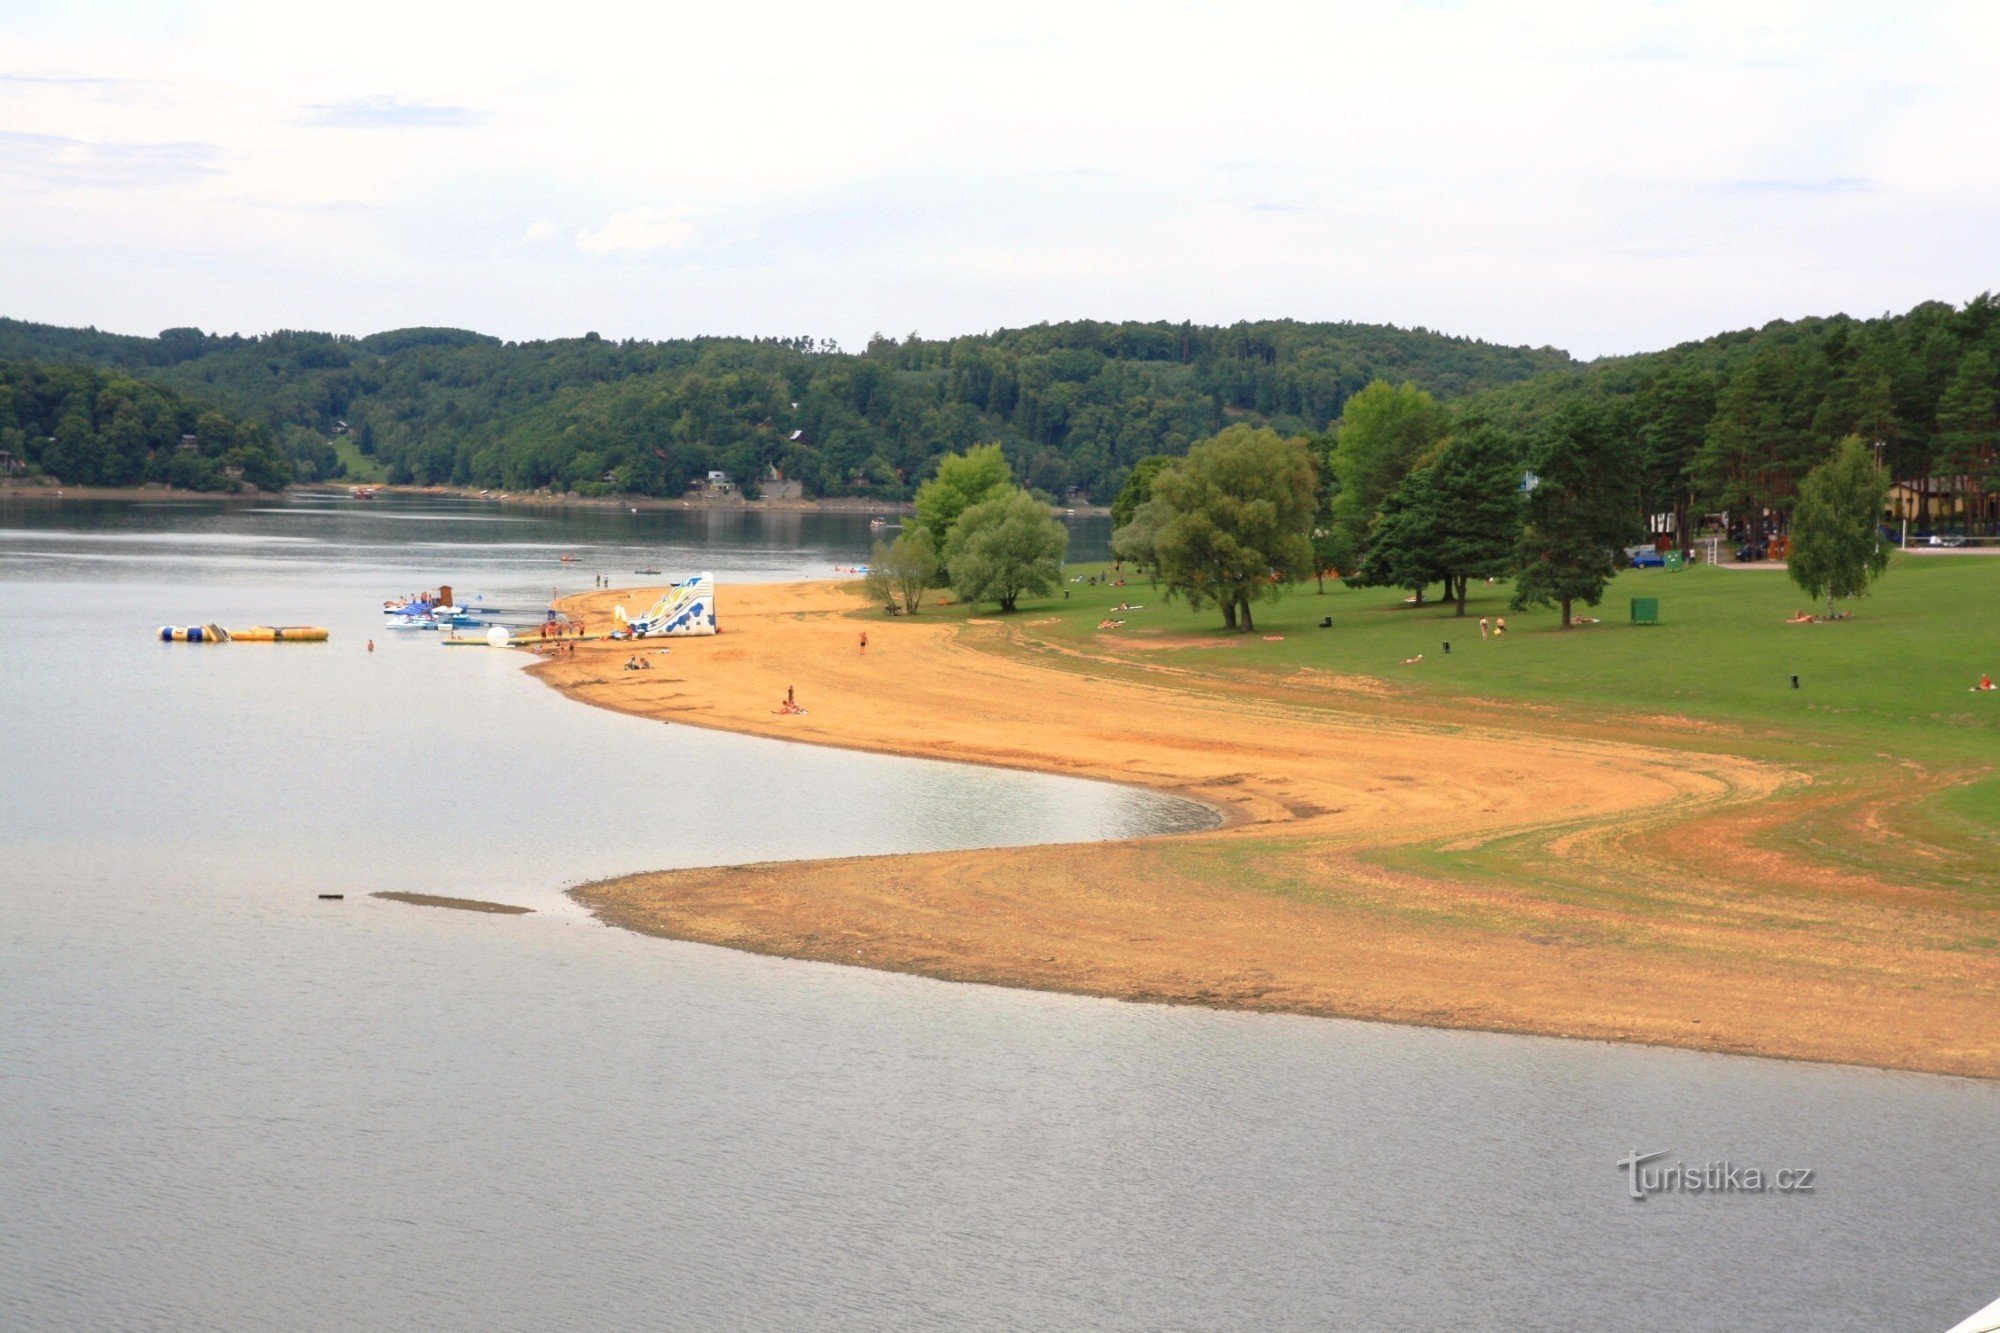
left=2, top=494, right=1996, bottom=1331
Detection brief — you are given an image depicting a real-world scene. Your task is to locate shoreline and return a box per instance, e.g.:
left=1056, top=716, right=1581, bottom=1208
left=0, top=479, right=1113, bottom=517
left=531, top=581, right=1998, bottom=1079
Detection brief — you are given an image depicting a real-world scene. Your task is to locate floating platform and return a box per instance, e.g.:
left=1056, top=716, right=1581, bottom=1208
left=158, top=625, right=328, bottom=642
left=230, top=626, right=329, bottom=642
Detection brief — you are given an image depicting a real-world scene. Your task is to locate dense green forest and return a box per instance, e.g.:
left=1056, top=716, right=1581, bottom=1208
left=0, top=359, right=288, bottom=491
left=0, top=317, right=1572, bottom=499
left=1455, top=293, right=2000, bottom=537
left=6, top=297, right=1993, bottom=528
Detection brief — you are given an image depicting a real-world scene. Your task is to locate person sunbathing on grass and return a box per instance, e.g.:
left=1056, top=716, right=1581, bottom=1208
left=1400, top=653, right=1424, bottom=665
left=1787, top=610, right=1816, bottom=624
left=1976, top=675, right=1996, bottom=692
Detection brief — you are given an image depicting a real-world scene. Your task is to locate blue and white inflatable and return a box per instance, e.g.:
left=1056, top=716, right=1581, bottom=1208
left=613, top=572, right=718, bottom=638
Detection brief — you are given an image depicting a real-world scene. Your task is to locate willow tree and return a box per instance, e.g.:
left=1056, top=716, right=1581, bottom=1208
left=1151, top=426, right=1317, bottom=633
left=863, top=526, right=941, bottom=615
left=945, top=489, right=1067, bottom=612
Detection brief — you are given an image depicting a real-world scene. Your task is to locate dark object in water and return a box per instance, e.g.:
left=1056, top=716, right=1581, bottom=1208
left=373, top=891, right=533, bottom=915
left=318, top=893, right=344, bottom=900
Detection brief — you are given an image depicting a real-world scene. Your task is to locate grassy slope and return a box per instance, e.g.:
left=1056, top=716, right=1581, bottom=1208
left=330, top=436, right=389, bottom=483
left=920, top=554, right=2000, bottom=895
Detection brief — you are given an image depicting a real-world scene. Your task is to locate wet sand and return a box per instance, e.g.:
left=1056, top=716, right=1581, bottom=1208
left=532, top=582, right=1999, bottom=1078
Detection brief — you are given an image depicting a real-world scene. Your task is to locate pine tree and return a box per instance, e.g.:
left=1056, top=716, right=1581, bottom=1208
left=1427, top=424, right=1526, bottom=614
left=1934, top=350, right=1999, bottom=532
left=1511, top=401, right=1639, bottom=630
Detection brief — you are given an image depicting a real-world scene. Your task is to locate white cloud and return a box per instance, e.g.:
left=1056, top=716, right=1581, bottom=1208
left=0, top=0, right=1995, bottom=353
left=574, top=206, right=698, bottom=256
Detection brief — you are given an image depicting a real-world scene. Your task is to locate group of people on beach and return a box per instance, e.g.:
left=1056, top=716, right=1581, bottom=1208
left=622, top=655, right=653, bottom=671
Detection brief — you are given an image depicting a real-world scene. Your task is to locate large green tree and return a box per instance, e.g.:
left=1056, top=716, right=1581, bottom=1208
left=1353, top=468, right=1447, bottom=603
left=945, top=489, right=1067, bottom=612
left=1789, top=436, right=1891, bottom=617
left=1424, top=424, right=1526, bottom=614
left=1352, top=424, right=1522, bottom=614
left=1511, top=401, right=1640, bottom=629
left=1150, top=425, right=1317, bottom=632
left=913, top=442, right=1015, bottom=546
left=1326, top=380, right=1450, bottom=573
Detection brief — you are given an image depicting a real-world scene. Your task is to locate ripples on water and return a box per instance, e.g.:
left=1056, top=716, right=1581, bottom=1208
left=1, top=494, right=1995, bottom=1331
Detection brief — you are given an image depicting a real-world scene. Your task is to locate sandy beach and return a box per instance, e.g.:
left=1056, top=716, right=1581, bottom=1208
left=532, top=581, right=1998, bottom=1078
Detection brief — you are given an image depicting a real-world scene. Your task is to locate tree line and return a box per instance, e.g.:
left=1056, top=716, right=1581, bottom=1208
left=0, top=359, right=288, bottom=491
left=0, top=316, right=1571, bottom=500
left=1462, top=292, right=2000, bottom=540
left=1104, top=306, right=1960, bottom=628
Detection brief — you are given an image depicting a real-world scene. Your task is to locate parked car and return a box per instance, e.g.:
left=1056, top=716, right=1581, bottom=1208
left=1735, top=543, right=1767, bottom=562
left=1628, top=548, right=1666, bottom=568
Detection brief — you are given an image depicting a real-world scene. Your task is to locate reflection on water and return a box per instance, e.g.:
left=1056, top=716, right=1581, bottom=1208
left=1, top=495, right=1996, bottom=1331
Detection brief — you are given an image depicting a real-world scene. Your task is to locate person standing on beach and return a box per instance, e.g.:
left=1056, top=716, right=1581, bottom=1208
left=859, top=631, right=868, bottom=655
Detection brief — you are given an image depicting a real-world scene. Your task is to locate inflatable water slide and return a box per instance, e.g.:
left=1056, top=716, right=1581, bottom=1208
left=612, top=572, right=717, bottom=638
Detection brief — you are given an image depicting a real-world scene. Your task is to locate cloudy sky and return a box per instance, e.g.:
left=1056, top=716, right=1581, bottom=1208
left=1, top=0, right=1994, bottom=358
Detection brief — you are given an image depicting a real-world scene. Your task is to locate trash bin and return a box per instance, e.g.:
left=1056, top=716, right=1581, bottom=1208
left=1631, top=597, right=1659, bottom=625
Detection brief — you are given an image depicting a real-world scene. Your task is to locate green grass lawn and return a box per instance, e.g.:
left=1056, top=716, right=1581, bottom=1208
left=917, top=554, right=2000, bottom=867
left=954, top=555, right=1997, bottom=753
left=331, top=436, right=388, bottom=483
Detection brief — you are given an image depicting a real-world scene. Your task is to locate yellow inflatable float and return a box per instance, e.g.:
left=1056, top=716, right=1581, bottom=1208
left=229, top=626, right=329, bottom=642
left=157, top=625, right=329, bottom=642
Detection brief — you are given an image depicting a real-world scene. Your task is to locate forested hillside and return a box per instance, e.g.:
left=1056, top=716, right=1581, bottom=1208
left=0, top=359, right=288, bottom=491
left=0, top=317, right=1572, bottom=499
left=1457, top=294, right=2000, bottom=536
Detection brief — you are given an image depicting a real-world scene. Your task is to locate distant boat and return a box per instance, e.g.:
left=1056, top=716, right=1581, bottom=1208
left=634, top=567, right=662, bottom=575
left=351, top=486, right=378, bottom=499
left=869, top=516, right=888, bottom=528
